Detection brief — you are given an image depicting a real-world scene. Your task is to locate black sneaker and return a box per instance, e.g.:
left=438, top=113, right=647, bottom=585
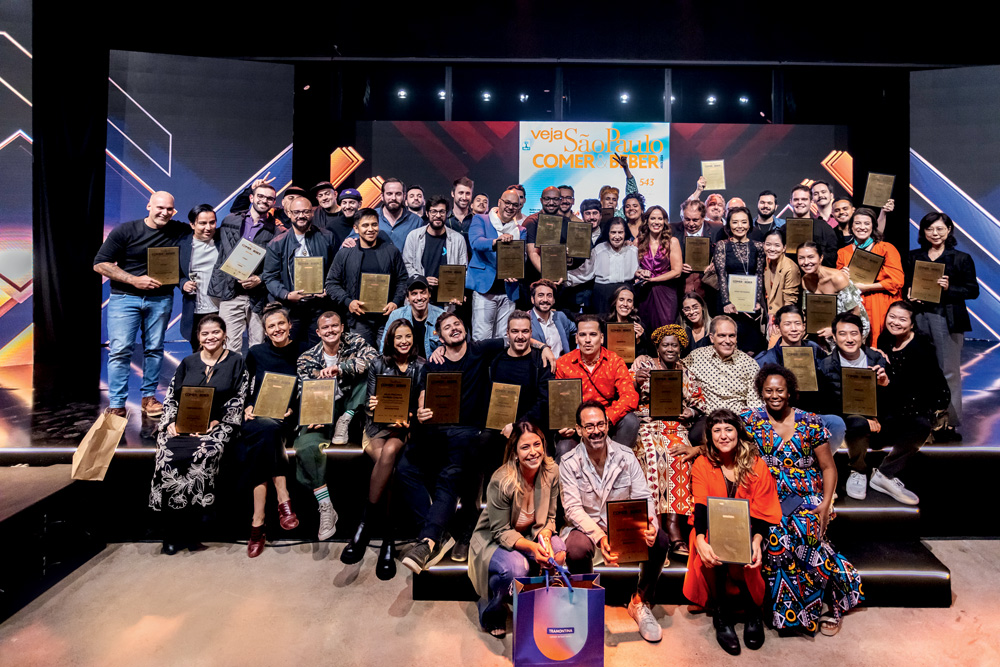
left=451, top=539, right=470, bottom=562
left=427, top=535, right=456, bottom=568
left=401, top=541, right=431, bottom=574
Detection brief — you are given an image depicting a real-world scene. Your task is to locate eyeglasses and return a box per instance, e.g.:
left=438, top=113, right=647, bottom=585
left=500, top=200, right=520, bottom=208
left=581, top=421, right=607, bottom=432
left=254, top=195, right=276, bottom=202
left=541, top=196, right=560, bottom=203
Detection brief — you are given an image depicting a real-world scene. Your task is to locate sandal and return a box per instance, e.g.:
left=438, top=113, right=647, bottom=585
left=670, top=540, right=690, bottom=557
left=819, top=613, right=841, bottom=636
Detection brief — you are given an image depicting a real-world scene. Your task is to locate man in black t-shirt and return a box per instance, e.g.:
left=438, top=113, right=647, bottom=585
left=94, top=191, right=190, bottom=419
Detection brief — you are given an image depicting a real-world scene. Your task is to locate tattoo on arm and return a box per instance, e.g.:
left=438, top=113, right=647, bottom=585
left=94, top=262, right=134, bottom=285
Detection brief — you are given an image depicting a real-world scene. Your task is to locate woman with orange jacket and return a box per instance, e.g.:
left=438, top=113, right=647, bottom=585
left=836, top=207, right=904, bottom=344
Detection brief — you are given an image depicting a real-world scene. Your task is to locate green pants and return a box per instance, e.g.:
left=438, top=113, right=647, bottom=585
left=292, top=378, right=367, bottom=490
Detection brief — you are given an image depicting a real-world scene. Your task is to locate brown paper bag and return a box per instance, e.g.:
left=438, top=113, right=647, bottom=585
left=71, top=411, right=129, bottom=481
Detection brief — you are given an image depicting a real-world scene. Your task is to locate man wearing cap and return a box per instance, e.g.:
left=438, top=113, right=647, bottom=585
left=208, top=180, right=281, bottom=354
left=325, top=188, right=363, bottom=252
left=311, top=181, right=341, bottom=231
left=261, top=196, right=336, bottom=346
left=564, top=198, right=604, bottom=310
left=380, top=275, right=446, bottom=357
left=402, top=195, right=469, bottom=302
left=375, top=178, right=426, bottom=250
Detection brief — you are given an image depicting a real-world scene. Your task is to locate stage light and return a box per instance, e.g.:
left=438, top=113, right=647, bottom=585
left=303, top=85, right=311, bottom=91
left=707, top=95, right=717, bottom=105
left=670, top=95, right=676, bottom=103
left=739, top=96, right=749, bottom=104
left=520, top=94, right=529, bottom=102
left=482, top=92, right=492, bottom=101
left=543, top=89, right=551, bottom=93
left=397, top=89, right=407, bottom=99
left=620, top=93, right=629, bottom=103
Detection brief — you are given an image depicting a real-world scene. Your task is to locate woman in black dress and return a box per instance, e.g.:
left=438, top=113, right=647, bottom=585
left=713, top=206, right=765, bottom=354
left=602, top=284, right=651, bottom=359
left=241, top=303, right=302, bottom=558
left=150, top=315, right=249, bottom=554
left=341, top=318, right=426, bottom=579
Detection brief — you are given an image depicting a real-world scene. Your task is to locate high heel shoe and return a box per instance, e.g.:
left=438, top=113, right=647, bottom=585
left=277, top=500, right=299, bottom=530
left=247, top=524, right=266, bottom=558
left=376, top=539, right=397, bottom=580
left=340, top=520, right=370, bottom=565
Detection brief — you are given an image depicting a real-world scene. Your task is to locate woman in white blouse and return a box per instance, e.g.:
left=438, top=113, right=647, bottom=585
left=567, top=217, right=639, bottom=311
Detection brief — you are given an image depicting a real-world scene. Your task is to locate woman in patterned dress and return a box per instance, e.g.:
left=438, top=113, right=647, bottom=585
left=631, top=324, right=707, bottom=557
left=742, top=363, right=863, bottom=636
left=150, top=314, right=249, bottom=555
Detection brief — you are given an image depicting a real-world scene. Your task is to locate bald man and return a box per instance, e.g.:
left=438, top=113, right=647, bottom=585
left=95, top=191, right=191, bottom=419
left=524, top=186, right=575, bottom=275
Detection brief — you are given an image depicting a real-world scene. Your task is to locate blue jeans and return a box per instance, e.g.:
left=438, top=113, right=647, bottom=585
left=479, top=535, right=568, bottom=630
left=107, top=293, right=173, bottom=408
left=820, top=414, right=846, bottom=449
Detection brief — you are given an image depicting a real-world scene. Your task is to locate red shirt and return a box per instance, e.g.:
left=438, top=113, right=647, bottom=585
left=555, top=348, right=639, bottom=425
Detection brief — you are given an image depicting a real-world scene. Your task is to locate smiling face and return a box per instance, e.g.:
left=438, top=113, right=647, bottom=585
left=427, top=202, right=447, bottom=230
left=657, top=334, right=681, bottom=366
left=191, top=210, right=217, bottom=241
left=885, top=305, right=913, bottom=338
left=706, top=195, right=725, bottom=221
left=354, top=214, right=380, bottom=246
left=392, top=325, right=414, bottom=357
left=407, top=287, right=429, bottom=315
left=763, top=232, right=785, bottom=261
left=263, top=311, right=290, bottom=346
left=833, top=199, right=855, bottom=225
left=682, top=298, right=703, bottom=326
left=315, top=188, right=336, bottom=210
left=339, top=197, right=360, bottom=218
left=576, top=321, right=604, bottom=357
left=796, top=246, right=821, bottom=275
left=558, top=188, right=575, bottom=215
left=146, top=192, right=176, bottom=227
left=811, top=183, right=832, bottom=208
left=316, top=313, right=343, bottom=349
left=452, top=184, right=472, bottom=211
left=615, top=289, right=634, bottom=319
left=382, top=182, right=404, bottom=213
left=791, top=189, right=812, bottom=217
left=761, top=374, right=790, bottom=413
left=834, top=320, right=863, bottom=357
left=851, top=213, right=874, bottom=243
left=198, top=320, right=225, bottom=353
left=777, top=311, right=805, bottom=345
left=516, top=430, right=546, bottom=474
left=497, top=191, right=520, bottom=223
left=710, top=319, right=737, bottom=358
left=728, top=211, right=751, bottom=240
left=623, top=198, right=641, bottom=222
left=646, top=208, right=665, bottom=236
left=710, top=421, right=739, bottom=456
left=608, top=222, right=626, bottom=250
left=757, top=194, right=776, bottom=218
left=540, top=187, right=561, bottom=214
left=583, top=208, right=601, bottom=228
left=440, top=315, right=467, bottom=348
left=288, top=197, right=314, bottom=233
left=471, top=194, right=489, bottom=214
left=252, top=186, right=277, bottom=214
left=577, top=406, right=608, bottom=449
left=507, top=316, right=532, bottom=354
left=531, top=284, right=555, bottom=314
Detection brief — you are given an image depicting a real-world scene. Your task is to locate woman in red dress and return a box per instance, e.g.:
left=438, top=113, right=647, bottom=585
left=683, top=408, right=781, bottom=656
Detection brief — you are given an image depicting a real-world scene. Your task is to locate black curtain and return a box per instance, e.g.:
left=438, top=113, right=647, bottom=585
left=31, top=2, right=108, bottom=408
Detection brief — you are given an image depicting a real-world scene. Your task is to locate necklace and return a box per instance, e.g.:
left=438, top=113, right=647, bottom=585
left=730, top=240, right=751, bottom=275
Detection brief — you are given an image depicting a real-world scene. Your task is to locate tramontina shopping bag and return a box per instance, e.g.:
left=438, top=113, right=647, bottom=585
left=512, top=565, right=605, bottom=667
left=71, top=411, right=128, bottom=481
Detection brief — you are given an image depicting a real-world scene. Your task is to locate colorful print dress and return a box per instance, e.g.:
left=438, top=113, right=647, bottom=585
left=741, top=408, right=863, bottom=632
left=631, top=358, right=706, bottom=515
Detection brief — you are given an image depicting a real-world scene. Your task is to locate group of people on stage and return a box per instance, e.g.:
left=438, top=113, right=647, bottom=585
left=93, top=161, right=977, bottom=653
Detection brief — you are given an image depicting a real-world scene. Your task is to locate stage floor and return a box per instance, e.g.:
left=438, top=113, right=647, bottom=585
left=3, top=339, right=999, bottom=450
left=1, top=539, right=998, bottom=667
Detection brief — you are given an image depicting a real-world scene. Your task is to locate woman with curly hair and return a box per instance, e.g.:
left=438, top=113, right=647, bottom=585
left=622, top=191, right=645, bottom=242
left=682, top=408, right=781, bottom=656
left=742, top=364, right=863, bottom=637
left=631, top=324, right=707, bottom=557
left=634, top=205, right=683, bottom=330
left=467, top=420, right=565, bottom=638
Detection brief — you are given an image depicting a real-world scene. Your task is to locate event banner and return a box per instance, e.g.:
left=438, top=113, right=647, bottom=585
left=518, top=122, right=669, bottom=216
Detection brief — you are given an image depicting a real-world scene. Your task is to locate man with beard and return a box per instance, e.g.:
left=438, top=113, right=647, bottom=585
left=471, top=192, right=489, bottom=216
left=670, top=199, right=722, bottom=306
left=406, top=184, right=427, bottom=222
left=748, top=190, right=786, bottom=243
left=311, top=181, right=340, bottom=231
left=399, top=312, right=555, bottom=570
left=208, top=181, right=281, bottom=354
left=524, top=186, right=574, bottom=277
left=446, top=176, right=475, bottom=239
left=95, top=190, right=189, bottom=419
left=402, top=195, right=468, bottom=301
left=230, top=175, right=293, bottom=227
left=468, top=188, right=523, bottom=340
left=261, top=196, right=335, bottom=346
left=789, top=185, right=840, bottom=267
left=324, top=188, right=363, bottom=253
left=375, top=178, right=425, bottom=249
left=831, top=197, right=856, bottom=247
left=810, top=180, right=837, bottom=228
left=325, top=208, right=408, bottom=348
left=380, top=275, right=446, bottom=358
left=529, top=279, right=576, bottom=358
left=558, top=184, right=583, bottom=222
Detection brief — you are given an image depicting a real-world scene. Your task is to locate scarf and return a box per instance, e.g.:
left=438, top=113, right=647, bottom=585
left=853, top=236, right=875, bottom=251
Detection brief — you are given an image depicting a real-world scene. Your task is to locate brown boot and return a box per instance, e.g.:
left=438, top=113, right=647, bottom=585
left=142, top=396, right=164, bottom=417
left=248, top=524, right=266, bottom=558
left=105, top=407, right=127, bottom=418
left=277, top=501, right=299, bottom=530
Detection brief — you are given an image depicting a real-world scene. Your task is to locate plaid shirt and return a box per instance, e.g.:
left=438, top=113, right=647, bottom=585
left=555, top=348, right=638, bottom=425
left=681, top=346, right=763, bottom=414
left=296, top=333, right=377, bottom=384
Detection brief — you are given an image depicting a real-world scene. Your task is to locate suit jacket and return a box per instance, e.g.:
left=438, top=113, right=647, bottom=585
left=529, top=309, right=576, bottom=357
left=764, top=254, right=802, bottom=318
left=466, top=213, right=520, bottom=301
left=178, top=231, right=218, bottom=341
left=208, top=209, right=279, bottom=310
left=905, top=247, right=978, bottom=333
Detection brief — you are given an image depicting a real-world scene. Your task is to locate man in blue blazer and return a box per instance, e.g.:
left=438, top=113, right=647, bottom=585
left=466, top=188, right=524, bottom=341
left=528, top=279, right=576, bottom=358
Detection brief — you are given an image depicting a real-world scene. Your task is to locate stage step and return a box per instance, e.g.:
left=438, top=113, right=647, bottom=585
left=411, top=540, right=950, bottom=608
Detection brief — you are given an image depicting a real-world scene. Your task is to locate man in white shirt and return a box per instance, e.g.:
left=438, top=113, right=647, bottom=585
left=528, top=279, right=575, bottom=358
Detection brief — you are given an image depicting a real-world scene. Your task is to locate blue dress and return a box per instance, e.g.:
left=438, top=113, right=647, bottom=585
left=741, top=408, right=863, bottom=633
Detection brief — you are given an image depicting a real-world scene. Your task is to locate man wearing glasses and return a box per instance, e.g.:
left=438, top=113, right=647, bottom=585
left=558, top=184, right=583, bottom=222
left=209, top=182, right=281, bottom=354
left=467, top=187, right=524, bottom=340
left=524, top=186, right=574, bottom=277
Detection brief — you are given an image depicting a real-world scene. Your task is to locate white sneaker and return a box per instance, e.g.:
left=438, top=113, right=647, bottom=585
left=870, top=469, right=919, bottom=505
left=332, top=413, right=353, bottom=445
left=845, top=471, right=867, bottom=500
left=318, top=502, right=338, bottom=540
left=627, top=598, right=662, bottom=642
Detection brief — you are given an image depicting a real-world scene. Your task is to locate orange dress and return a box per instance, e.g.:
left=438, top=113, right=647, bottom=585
left=682, top=456, right=781, bottom=607
left=836, top=242, right=904, bottom=344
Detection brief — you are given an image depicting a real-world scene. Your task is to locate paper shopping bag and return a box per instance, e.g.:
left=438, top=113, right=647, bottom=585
left=71, top=411, right=128, bottom=481
left=513, top=573, right=604, bottom=666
